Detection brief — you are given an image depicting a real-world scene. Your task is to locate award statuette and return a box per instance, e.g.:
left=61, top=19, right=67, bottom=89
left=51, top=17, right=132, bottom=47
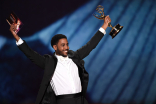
left=6, top=12, right=23, bottom=33
left=93, top=5, right=123, bottom=39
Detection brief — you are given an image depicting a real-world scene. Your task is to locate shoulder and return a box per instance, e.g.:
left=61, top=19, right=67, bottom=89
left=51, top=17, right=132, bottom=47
left=68, top=50, right=80, bottom=59
left=43, top=54, right=52, bottom=58
left=43, top=53, right=57, bottom=60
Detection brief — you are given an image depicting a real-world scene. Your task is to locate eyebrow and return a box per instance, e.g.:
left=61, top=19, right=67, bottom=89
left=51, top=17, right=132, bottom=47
left=61, top=43, right=69, bottom=45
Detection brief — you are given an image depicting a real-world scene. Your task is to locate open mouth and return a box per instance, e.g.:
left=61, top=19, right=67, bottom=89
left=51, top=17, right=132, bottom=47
left=64, top=50, right=68, bottom=53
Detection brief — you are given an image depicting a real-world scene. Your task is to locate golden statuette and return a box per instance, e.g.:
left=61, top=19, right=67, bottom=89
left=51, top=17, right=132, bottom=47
left=93, top=5, right=123, bottom=39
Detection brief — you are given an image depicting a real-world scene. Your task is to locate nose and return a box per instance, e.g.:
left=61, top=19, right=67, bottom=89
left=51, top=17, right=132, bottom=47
left=64, top=45, right=69, bottom=50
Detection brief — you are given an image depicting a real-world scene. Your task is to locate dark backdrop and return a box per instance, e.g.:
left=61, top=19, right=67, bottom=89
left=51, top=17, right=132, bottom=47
left=0, top=0, right=156, bottom=104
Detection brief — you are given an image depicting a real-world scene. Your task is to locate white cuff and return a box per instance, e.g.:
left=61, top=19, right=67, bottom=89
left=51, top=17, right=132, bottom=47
left=99, top=27, right=106, bottom=35
left=16, top=38, right=24, bottom=46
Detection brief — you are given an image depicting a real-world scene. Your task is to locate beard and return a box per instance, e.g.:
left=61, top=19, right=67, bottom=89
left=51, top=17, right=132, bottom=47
left=56, top=49, right=69, bottom=57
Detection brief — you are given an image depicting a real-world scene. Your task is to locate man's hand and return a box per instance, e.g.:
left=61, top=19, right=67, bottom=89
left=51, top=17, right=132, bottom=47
left=102, top=15, right=111, bottom=30
left=10, top=23, right=20, bottom=41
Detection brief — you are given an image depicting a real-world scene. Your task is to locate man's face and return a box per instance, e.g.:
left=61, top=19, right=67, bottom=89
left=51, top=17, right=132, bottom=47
left=53, top=38, right=69, bottom=57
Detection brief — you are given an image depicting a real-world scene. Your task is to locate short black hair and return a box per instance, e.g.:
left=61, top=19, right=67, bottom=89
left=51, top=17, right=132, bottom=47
left=51, top=34, right=67, bottom=48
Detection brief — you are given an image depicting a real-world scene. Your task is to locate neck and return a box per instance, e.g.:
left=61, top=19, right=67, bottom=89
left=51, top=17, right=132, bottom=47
left=55, top=53, right=67, bottom=58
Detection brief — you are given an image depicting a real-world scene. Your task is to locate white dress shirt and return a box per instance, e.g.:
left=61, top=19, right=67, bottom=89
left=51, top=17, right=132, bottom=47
left=51, top=54, right=82, bottom=95
left=16, top=27, right=106, bottom=95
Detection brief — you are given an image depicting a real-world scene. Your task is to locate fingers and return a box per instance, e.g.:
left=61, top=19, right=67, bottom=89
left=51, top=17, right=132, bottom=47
left=102, top=15, right=111, bottom=30
left=10, top=24, right=17, bottom=35
left=10, top=24, right=15, bottom=31
left=105, top=15, right=111, bottom=23
left=10, top=23, right=17, bottom=30
left=6, top=19, right=11, bottom=26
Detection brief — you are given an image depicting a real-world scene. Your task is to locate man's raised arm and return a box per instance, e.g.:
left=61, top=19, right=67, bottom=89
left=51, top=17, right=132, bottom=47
left=76, top=15, right=111, bottom=60
left=9, top=24, right=46, bottom=69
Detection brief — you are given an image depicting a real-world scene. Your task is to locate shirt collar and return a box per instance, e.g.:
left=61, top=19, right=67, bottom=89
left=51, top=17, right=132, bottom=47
left=55, top=53, right=69, bottom=61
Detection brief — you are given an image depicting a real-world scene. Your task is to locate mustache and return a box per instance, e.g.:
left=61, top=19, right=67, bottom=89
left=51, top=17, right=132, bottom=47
left=63, top=49, right=69, bottom=51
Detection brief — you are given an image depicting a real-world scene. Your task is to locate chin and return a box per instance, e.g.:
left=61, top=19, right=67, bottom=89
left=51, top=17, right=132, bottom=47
left=59, top=53, right=67, bottom=57
left=62, top=54, right=68, bottom=57
left=62, top=52, right=68, bottom=57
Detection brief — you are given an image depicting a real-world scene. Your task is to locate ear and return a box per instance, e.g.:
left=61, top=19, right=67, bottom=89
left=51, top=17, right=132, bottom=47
left=53, top=45, right=57, bottom=51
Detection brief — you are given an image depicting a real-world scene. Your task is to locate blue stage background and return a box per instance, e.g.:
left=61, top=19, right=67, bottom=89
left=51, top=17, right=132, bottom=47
left=0, top=0, right=156, bottom=103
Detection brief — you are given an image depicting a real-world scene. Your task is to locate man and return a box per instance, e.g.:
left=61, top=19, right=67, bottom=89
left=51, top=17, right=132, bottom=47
left=10, top=15, right=111, bottom=104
